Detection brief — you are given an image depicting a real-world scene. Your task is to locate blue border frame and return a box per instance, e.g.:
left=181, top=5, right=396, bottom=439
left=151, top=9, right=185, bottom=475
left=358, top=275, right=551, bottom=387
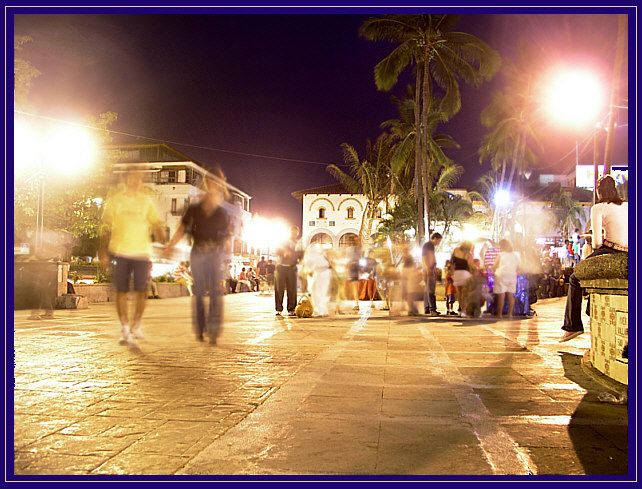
left=5, top=2, right=638, bottom=484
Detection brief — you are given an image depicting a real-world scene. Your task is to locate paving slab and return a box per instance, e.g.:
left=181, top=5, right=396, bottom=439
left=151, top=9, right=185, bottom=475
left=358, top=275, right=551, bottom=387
left=12, top=294, right=629, bottom=477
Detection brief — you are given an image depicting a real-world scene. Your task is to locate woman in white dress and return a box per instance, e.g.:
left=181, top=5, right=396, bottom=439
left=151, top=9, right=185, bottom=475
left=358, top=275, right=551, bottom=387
left=493, top=239, right=520, bottom=319
left=303, top=244, right=332, bottom=317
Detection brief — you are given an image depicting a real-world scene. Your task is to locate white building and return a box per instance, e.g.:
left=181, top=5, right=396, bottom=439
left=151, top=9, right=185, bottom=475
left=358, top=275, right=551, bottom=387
left=291, top=184, right=386, bottom=249
left=104, top=143, right=253, bottom=263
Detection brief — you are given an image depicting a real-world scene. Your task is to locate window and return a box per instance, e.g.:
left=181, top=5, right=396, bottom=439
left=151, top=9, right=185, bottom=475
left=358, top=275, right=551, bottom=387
left=318, top=207, right=326, bottom=219
left=329, top=221, right=335, bottom=227
left=309, top=221, right=316, bottom=226
left=168, top=171, right=177, bottom=183
left=171, top=198, right=178, bottom=214
left=375, top=208, right=382, bottom=219
left=346, top=207, right=354, bottom=219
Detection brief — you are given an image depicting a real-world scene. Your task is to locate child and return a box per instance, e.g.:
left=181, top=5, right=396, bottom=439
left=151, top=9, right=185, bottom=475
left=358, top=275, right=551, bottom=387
left=444, top=260, right=457, bottom=316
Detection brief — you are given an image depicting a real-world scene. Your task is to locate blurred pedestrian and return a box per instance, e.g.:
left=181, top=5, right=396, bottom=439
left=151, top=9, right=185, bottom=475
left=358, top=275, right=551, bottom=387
left=581, top=233, right=594, bottom=260
left=360, top=249, right=379, bottom=308
left=444, top=260, right=457, bottom=315
left=303, top=243, right=332, bottom=317
left=400, top=244, right=422, bottom=316
left=492, top=239, right=520, bottom=319
left=99, top=169, right=165, bottom=347
left=422, top=232, right=443, bottom=316
left=274, top=226, right=304, bottom=317
left=172, top=261, right=194, bottom=296
left=165, top=166, right=231, bottom=345
left=266, top=259, right=276, bottom=293
left=451, top=241, right=475, bottom=316
left=560, top=175, right=628, bottom=342
left=345, top=242, right=362, bottom=311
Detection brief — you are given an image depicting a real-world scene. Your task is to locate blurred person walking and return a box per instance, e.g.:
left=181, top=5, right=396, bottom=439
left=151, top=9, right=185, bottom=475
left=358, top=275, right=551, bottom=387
left=99, top=169, right=165, bottom=347
left=165, top=167, right=231, bottom=345
left=492, top=239, right=520, bottom=319
left=450, top=241, right=475, bottom=316
left=422, top=232, right=443, bottom=316
left=303, top=244, right=333, bottom=317
left=400, top=244, right=422, bottom=316
left=274, top=226, right=304, bottom=317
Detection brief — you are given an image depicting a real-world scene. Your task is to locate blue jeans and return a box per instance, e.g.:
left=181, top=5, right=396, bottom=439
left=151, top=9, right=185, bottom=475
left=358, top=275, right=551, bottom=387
left=190, top=248, right=224, bottom=340
left=562, top=246, right=626, bottom=332
left=423, top=270, right=437, bottom=312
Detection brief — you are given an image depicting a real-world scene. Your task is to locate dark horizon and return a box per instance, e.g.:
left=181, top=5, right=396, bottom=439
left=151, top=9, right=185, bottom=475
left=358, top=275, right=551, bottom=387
left=14, top=12, right=629, bottom=226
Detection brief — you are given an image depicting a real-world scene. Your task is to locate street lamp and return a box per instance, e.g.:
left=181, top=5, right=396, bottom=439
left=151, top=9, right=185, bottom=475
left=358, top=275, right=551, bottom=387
left=542, top=67, right=607, bottom=206
left=14, top=117, right=98, bottom=256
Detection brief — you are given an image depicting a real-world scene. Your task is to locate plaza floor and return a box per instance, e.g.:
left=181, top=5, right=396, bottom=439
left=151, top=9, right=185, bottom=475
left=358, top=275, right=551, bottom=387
left=12, top=293, right=629, bottom=477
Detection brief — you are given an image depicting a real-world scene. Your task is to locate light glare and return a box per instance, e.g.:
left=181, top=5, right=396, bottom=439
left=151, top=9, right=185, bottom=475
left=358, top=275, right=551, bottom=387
left=543, top=69, right=605, bottom=127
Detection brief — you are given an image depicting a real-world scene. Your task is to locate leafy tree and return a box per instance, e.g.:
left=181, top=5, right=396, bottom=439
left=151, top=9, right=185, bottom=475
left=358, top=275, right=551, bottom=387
left=14, top=35, right=41, bottom=110
left=361, top=14, right=500, bottom=242
left=13, top=34, right=118, bottom=257
left=549, top=187, right=585, bottom=238
left=479, top=57, right=544, bottom=195
left=326, top=134, right=395, bottom=245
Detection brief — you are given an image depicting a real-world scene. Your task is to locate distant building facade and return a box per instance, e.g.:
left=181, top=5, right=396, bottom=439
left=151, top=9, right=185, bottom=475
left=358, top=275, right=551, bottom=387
left=291, top=184, right=386, bottom=249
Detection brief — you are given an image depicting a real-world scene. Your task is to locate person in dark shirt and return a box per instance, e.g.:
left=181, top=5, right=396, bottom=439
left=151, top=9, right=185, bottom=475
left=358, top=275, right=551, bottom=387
left=266, top=259, right=276, bottom=291
left=165, top=166, right=231, bottom=344
left=257, top=256, right=268, bottom=278
left=422, top=232, right=443, bottom=315
left=274, top=226, right=303, bottom=316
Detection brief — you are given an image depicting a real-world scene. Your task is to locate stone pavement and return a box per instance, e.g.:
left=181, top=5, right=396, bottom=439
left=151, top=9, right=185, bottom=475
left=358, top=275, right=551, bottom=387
left=12, top=293, right=629, bottom=476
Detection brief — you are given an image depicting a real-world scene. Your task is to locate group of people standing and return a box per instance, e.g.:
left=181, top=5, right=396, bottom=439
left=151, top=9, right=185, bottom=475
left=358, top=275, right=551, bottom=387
left=98, top=163, right=627, bottom=350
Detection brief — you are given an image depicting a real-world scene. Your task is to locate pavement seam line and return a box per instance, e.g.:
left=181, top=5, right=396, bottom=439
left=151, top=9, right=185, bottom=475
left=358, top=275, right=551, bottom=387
left=177, top=309, right=375, bottom=474
left=418, top=325, right=537, bottom=476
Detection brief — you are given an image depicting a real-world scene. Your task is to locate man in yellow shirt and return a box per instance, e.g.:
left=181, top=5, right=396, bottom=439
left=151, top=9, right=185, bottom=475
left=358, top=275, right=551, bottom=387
left=99, top=169, right=165, bottom=347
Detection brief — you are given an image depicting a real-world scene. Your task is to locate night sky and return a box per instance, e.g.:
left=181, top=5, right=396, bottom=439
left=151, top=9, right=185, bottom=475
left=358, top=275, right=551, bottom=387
left=14, top=12, right=628, bottom=225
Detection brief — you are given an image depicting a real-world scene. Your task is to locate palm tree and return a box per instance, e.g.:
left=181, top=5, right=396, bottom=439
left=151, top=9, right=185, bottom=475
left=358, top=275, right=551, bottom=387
left=479, top=58, right=544, bottom=196
left=326, top=134, right=395, bottom=246
left=360, top=14, right=500, bottom=242
left=550, top=188, right=585, bottom=238
left=435, top=192, right=474, bottom=241
left=382, top=88, right=463, bottom=239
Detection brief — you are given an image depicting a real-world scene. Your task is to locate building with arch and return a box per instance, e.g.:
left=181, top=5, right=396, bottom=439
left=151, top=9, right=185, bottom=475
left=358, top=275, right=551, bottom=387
left=291, top=184, right=385, bottom=249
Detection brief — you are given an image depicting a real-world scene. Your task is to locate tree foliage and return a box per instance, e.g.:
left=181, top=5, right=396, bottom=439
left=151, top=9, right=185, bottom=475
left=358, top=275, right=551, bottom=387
left=361, top=14, right=500, bottom=242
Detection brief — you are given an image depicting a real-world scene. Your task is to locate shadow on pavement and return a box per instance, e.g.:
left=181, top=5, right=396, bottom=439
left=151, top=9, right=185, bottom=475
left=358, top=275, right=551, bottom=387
left=560, top=352, right=629, bottom=475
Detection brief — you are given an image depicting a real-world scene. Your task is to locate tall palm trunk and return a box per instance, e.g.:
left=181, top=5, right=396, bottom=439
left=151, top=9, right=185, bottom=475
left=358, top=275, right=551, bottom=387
left=499, top=158, right=507, bottom=188
left=422, top=158, right=431, bottom=237
left=506, top=131, right=524, bottom=190
left=421, top=42, right=432, bottom=239
left=414, top=67, right=425, bottom=243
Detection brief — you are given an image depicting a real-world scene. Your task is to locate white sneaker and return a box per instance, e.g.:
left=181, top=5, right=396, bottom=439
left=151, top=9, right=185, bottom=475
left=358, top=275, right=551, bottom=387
left=131, top=324, right=145, bottom=339
left=118, top=325, right=131, bottom=345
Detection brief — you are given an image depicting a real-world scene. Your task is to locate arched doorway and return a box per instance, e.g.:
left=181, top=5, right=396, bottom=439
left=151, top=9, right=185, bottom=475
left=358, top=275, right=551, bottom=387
left=339, top=233, right=359, bottom=248
left=310, top=232, right=333, bottom=249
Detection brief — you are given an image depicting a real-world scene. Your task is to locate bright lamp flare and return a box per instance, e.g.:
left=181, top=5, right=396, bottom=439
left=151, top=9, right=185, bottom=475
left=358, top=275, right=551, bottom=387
left=45, top=125, right=97, bottom=173
left=543, top=69, right=604, bottom=127
left=244, top=216, right=290, bottom=251
left=14, top=118, right=39, bottom=175
left=494, top=189, right=512, bottom=208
